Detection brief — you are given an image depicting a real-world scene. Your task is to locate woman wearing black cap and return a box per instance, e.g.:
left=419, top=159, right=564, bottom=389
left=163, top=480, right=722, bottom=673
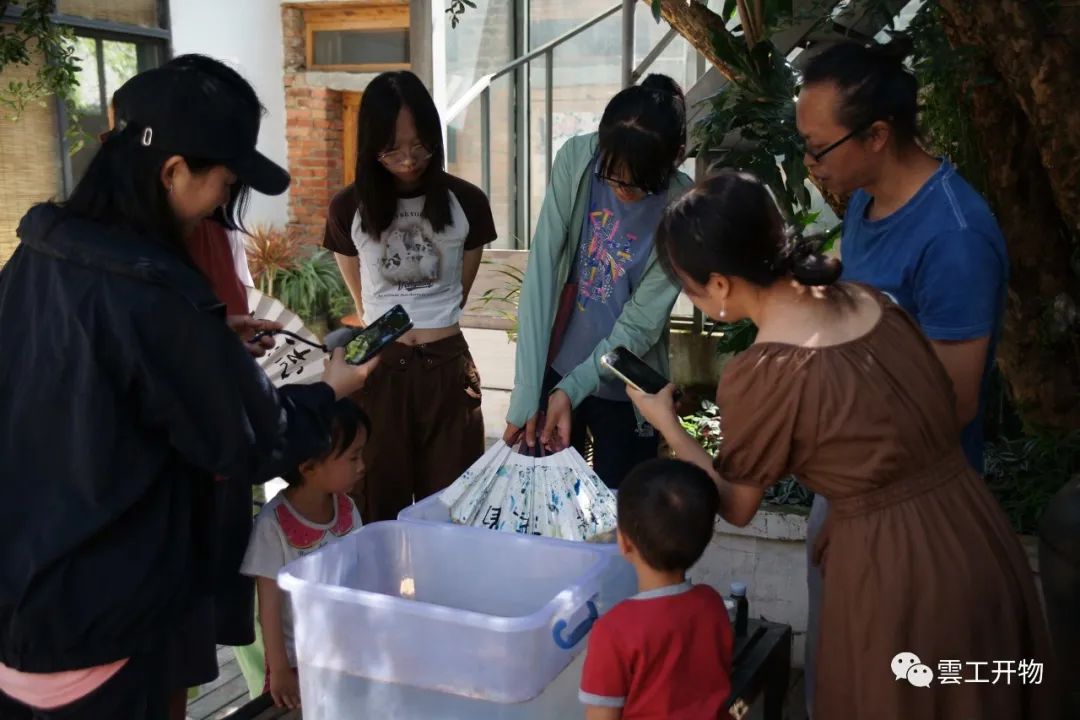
left=0, top=56, right=377, bottom=719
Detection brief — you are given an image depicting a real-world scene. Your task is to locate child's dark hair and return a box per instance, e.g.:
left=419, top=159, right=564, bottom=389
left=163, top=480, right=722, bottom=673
left=801, top=40, right=920, bottom=148
left=596, top=73, right=686, bottom=194
left=656, top=171, right=843, bottom=288
left=353, top=70, right=450, bottom=238
left=284, top=400, right=371, bottom=486
left=618, top=459, right=719, bottom=573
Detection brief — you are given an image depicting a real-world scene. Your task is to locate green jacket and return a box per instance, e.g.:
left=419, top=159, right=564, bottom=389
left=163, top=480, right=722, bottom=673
left=506, top=132, right=692, bottom=427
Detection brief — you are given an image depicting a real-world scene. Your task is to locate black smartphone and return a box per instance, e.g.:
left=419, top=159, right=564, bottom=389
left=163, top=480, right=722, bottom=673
left=334, top=305, right=413, bottom=366
left=600, top=346, right=680, bottom=399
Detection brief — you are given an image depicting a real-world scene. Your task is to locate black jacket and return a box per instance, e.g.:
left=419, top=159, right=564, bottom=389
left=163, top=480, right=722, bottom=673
left=0, top=205, right=337, bottom=672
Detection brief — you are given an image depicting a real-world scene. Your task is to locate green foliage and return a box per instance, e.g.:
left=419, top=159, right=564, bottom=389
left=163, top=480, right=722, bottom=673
left=471, top=260, right=525, bottom=342
left=694, top=35, right=809, bottom=221
left=985, top=429, right=1080, bottom=535
left=711, top=318, right=759, bottom=355
left=0, top=0, right=86, bottom=153
left=680, top=399, right=812, bottom=510
left=274, top=248, right=348, bottom=327
left=906, top=1, right=990, bottom=196
left=680, top=399, right=722, bottom=454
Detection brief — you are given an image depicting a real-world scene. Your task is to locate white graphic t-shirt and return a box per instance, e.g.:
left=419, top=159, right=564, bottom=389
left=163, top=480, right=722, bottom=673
left=324, top=175, right=496, bottom=329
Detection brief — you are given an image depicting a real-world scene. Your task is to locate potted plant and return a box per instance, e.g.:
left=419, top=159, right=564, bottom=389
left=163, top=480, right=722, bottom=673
left=246, top=226, right=348, bottom=338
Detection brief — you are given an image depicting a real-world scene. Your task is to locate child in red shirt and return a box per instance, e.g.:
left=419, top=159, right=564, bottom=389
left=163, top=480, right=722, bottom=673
left=579, top=459, right=733, bottom=720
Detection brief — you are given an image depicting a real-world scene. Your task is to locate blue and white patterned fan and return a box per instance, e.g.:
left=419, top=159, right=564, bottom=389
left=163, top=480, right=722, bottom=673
left=439, top=441, right=618, bottom=542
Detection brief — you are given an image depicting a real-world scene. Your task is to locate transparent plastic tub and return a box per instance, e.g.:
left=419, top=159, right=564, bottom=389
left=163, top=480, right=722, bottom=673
left=278, top=520, right=635, bottom=707
left=298, top=652, right=586, bottom=720
left=397, top=493, right=632, bottom=627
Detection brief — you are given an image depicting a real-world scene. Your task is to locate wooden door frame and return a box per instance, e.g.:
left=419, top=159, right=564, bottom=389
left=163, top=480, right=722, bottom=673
left=342, top=91, right=363, bottom=186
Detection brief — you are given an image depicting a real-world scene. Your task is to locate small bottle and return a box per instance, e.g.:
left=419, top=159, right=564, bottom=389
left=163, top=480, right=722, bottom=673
left=729, top=581, right=749, bottom=638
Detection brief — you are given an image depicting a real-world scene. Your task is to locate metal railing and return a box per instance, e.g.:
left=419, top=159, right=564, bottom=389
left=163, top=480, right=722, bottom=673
left=444, top=0, right=691, bottom=246
left=444, top=1, right=623, bottom=198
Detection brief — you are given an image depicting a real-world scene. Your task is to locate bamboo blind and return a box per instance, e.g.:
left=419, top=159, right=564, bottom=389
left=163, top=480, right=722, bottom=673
left=0, top=55, right=64, bottom=266
left=58, top=0, right=160, bottom=28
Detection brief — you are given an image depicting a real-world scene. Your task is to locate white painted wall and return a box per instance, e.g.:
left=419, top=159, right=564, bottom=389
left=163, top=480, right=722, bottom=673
left=169, top=0, right=290, bottom=230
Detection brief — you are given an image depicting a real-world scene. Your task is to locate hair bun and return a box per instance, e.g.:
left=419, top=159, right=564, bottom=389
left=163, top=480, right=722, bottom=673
left=873, top=35, right=914, bottom=65
left=640, top=73, right=684, bottom=98
left=780, top=229, right=843, bottom=286
left=791, top=253, right=843, bottom=286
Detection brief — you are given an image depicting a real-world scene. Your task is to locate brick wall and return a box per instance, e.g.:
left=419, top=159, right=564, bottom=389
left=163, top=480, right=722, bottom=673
left=282, top=6, right=345, bottom=246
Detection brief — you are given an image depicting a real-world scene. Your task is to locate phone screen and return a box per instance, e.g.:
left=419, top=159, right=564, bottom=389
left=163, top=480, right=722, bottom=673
left=343, top=306, right=413, bottom=365
left=602, top=346, right=671, bottom=395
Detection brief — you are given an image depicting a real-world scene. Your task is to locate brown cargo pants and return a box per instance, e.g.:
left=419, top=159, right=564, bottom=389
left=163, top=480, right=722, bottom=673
left=349, top=332, right=485, bottom=522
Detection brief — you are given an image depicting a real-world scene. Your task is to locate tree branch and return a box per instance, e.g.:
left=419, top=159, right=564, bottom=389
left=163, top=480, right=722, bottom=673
left=644, top=0, right=744, bottom=83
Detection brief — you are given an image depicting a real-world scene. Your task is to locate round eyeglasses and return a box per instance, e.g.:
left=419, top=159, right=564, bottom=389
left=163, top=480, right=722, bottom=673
left=378, top=147, right=433, bottom=168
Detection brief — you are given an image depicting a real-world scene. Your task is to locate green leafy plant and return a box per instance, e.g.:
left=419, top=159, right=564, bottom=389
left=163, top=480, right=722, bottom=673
left=246, top=227, right=346, bottom=327
left=680, top=399, right=723, bottom=454
left=694, top=36, right=809, bottom=221
left=1, top=0, right=86, bottom=153
left=984, top=429, right=1080, bottom=535
left=274, top=248, right=347, bottom=327
left=906, top=2, right=989, bottom=195
left=471, top=260, right=525, bottom=342
left=680, top=399, right=813, bottom=510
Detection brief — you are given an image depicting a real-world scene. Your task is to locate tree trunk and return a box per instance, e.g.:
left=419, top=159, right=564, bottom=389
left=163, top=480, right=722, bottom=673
left=643, top=0, right=743, bottom=83
left=937, top=0, right=1080, bottom=235
left=936, top=12, right=1080, bottom=429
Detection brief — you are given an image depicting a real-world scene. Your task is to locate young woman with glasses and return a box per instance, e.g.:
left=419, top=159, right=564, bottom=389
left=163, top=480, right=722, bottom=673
left=323, top=71, right=497, bottom=522
left=796, top=41, right=1009, bottom=718
left=503, top=74, right=691, bottom=489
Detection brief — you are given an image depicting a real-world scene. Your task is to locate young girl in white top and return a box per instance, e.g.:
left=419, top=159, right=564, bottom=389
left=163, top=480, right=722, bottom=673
left=323, top=71, right=497, bottom=522
left=241, top=400, right=368, bottom=709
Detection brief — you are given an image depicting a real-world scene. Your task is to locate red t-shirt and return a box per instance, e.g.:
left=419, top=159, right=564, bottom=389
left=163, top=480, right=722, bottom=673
left=580, top=583, right=733, bottom=719
left=184, top=220, right=249, bottom=316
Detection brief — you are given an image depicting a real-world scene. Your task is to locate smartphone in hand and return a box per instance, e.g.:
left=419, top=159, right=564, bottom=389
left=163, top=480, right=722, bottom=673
left=600, top=346, right=681, bottom=400
left=327, top=305, right=413, bottom=366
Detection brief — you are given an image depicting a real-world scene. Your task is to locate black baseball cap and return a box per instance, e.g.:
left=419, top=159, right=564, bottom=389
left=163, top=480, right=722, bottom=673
left=112, top=63, right=290, bottom=196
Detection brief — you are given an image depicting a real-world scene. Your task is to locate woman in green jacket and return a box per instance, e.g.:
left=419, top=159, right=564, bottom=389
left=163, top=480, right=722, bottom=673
left=503, top=74, right=691, bottom=488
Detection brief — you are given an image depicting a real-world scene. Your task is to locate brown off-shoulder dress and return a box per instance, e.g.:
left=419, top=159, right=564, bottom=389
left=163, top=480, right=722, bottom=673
left=714, top=293, right=1058, bottom=719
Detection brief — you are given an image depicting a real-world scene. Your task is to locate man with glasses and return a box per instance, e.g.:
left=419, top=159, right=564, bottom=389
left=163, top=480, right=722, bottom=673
left=795, top=43, right=1009, bottom=718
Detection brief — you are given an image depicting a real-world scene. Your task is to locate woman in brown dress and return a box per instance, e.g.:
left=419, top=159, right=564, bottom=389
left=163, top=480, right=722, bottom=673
left=627, top=171, right=1058, bottom=719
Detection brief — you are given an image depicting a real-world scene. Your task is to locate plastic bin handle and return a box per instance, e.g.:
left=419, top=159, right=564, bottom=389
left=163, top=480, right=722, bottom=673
left=552, top=600, right=599, bottom=650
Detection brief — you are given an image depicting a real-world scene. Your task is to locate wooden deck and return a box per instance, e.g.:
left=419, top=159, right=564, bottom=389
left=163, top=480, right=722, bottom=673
left=188, top=646, right=253, bottom=720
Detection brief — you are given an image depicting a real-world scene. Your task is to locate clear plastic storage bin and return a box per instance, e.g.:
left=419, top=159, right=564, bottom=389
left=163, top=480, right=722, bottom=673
left=298, top=653, right=586, bottom=720
left=278, top=521, right=635, bottom=708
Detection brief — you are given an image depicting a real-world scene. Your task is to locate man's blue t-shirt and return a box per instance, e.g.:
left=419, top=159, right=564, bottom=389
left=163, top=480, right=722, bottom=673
left=840, top=160, right=1008, bottom=474
left=552, top=164, right=668, bottom=400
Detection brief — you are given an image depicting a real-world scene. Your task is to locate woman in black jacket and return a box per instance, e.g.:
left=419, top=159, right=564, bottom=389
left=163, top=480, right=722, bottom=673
left=0, top=58, right=378, bottom=719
